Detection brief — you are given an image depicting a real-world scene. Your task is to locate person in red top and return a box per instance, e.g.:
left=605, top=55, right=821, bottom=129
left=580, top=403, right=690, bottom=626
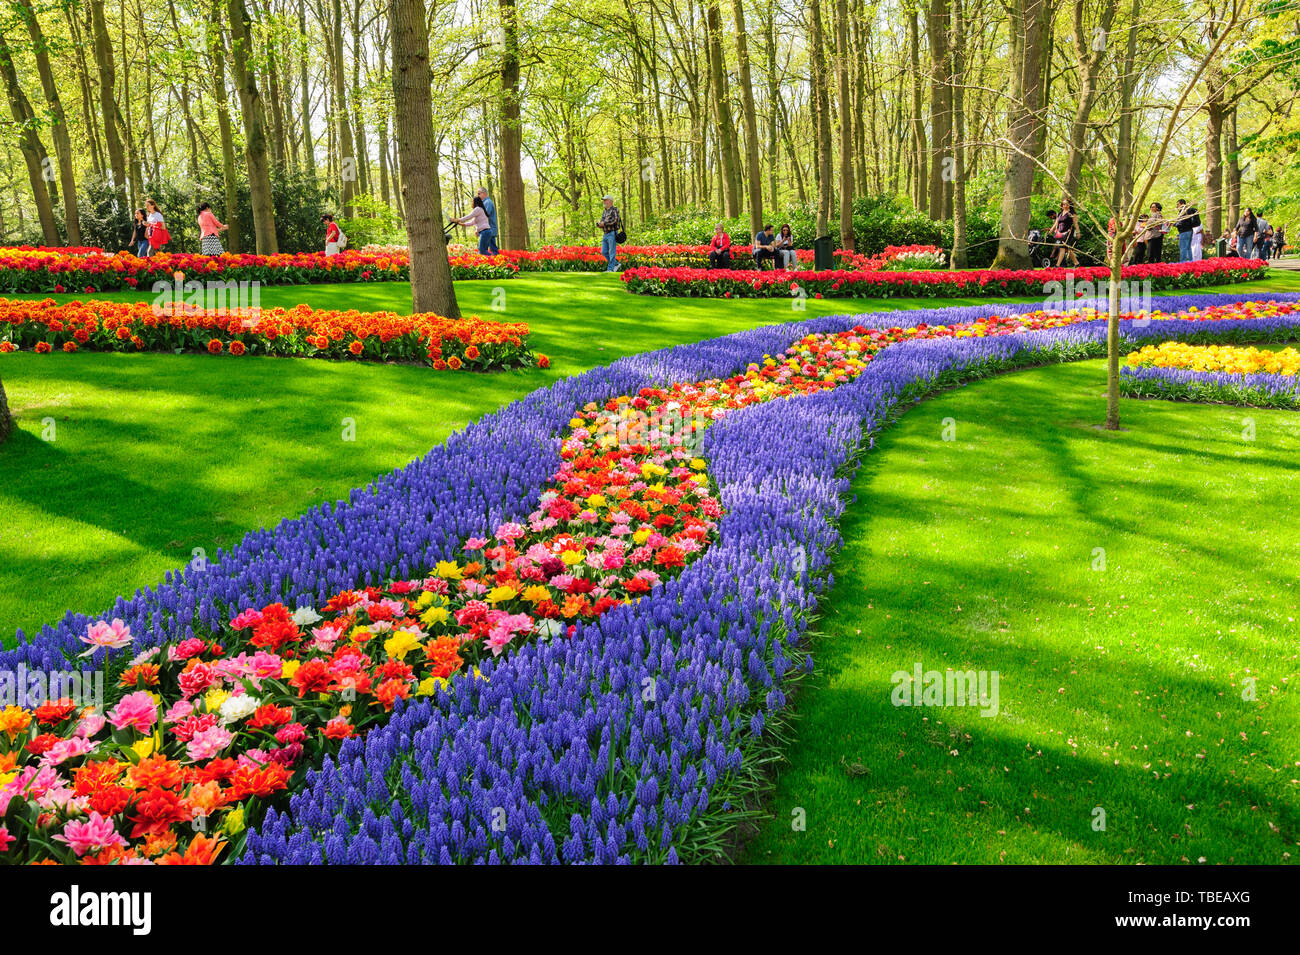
left=322, top=214, right=342, bottom=255
left=707, top=222, right=732, bottom=270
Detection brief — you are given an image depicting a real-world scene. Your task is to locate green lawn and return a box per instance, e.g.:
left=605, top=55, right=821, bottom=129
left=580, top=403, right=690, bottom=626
left=3, top=267, right=1300, bottom=665
left=742, top=358, right=1300, bottom=864
left=1, top=272, right=869, bottom=642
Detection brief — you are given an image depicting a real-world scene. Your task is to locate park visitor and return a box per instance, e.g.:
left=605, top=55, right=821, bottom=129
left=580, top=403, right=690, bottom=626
left=1174, top=199, right=1202, bottom=261
left=322, top=214, right=342, bottom=255
left=775, top=224, right=797, bottom=269
left=1145, top=202, right=1167, bottom=263
left=1235, top=208, right=1258, bottom=259
left=707, top=222, right=732, bottom=269
left=131, top=209, right=149, bottom=257
left=476, top=187, right=499, bottom=255
left=1053, top=200, right=1077, bottom=266
left=597, top=195, right=622, bottom=272
left=1275, top=226, right=1286, bottom=259
left=1254, top=212, right=1271, bottom=259
left=197, top=202, right=228, bottom=255
left=753, top=224, right=777, bottom=269
left=145, top=199, right=168, bottom=254
left=451, top=197, right=490, bottom=245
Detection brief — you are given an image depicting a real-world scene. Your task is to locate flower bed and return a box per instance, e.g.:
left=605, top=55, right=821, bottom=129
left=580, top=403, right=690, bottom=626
left=621, top=256, right=1270, bottom=299
left=1121, top=342, right=1300, bottom=408
left=0, top=298, right=542, bottom=369
left=2, top=292, right=1298, bottom=865
left=0, top=248, right=517, bottom=294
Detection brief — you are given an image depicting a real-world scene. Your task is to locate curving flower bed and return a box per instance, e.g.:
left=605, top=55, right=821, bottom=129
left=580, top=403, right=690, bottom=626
left=0, top=298, right=542, bottom=369
left=0, top=248, right=517, bottom=294
left=1121, top=342, right=1300, bottom=408
left=621, top=257, right=1270, bottom=299
left=2, top=292, right=1299, bottom=865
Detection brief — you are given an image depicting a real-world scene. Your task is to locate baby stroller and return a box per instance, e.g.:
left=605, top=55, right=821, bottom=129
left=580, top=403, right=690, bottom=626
left=1027, top=228, right=1060, bottom=269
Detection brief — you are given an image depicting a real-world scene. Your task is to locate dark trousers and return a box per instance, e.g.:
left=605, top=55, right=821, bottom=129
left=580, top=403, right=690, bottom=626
left=752, top=248, right=776, bottom=269
left=1146, top=234, right=1164, bottom=263
left=1129, top=242, right=1147, bottom=265
left=708, top=249, right=732, bottom=270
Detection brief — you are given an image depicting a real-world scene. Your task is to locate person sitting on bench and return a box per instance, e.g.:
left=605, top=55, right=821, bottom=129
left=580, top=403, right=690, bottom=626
left=708, top=222, right=733, bottom=269
left=753, top=223, right=778, bottom=269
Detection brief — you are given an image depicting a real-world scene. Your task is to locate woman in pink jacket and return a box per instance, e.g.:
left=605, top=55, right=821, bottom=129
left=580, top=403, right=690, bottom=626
left=197, top=203, right=228, bottom=255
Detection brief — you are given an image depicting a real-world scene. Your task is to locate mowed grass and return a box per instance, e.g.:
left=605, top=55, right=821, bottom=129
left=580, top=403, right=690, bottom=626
left=742, top=358, right=1300, bottom=865
left=2, top=269, right=1299, bottom=645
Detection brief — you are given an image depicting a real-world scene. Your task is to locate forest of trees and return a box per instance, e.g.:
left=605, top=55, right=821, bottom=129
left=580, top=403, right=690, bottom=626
left=0, top=0, right=1298, bottom=267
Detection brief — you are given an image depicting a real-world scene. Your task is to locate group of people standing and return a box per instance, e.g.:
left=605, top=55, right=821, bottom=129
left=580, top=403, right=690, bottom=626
left=1106, top=200, right=1211, bottom=264
left=1224, top=208, right=1285, bottom=260
left=707, top=222, right=798, bottom=270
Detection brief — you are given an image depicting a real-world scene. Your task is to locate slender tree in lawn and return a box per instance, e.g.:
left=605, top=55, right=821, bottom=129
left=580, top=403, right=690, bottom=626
left=391, top=0, right=459, bottom=317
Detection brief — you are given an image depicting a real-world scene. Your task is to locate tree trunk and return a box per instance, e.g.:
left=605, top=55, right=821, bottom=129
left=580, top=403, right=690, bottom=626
left=705, top=0, right=740, bottom=217
left=89, top=0, right=129, bottom=205
left=18, top=0, right=80, bottom=244
left=300, top=0, right=314, bottom=176
left=925, top=0, right=951, bottom=219
left=332, top=0, right=355, bottom=216
left=390, top=0, right=459, bottom=317
left=810, top=0, right=834, bottom=236
left=0, top=373, right=12, bottom=445
left=950, top=0, right=968, bottom=268
left=834, top=0, right=854, bottom=249
left=1225, top=104, right=1240, bottom=227
left=907, top=0, right=927, bottom=211
left=228, top=0, right=279, bottom=252
left=499, top=0, right=528, bottom=249
left=990, top=0, right=1053, bottom=269
left=732, top=0, right=764, bottom=236
left=0, top=33, right=59, bottom=244
left=1063, top=0, right=1116, bottom=202
left=208, top=9, right=242, bottom=252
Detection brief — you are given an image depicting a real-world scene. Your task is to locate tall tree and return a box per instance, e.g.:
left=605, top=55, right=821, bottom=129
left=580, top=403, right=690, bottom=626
left=809, top=0, right=834, bottom=236
left=228, top=0, right=279, bottom=252
left=0, top=30, right=58, bottom=244
left=498, top=0, right=528, bottom=249
left=16, top=0, right=80, bottom=244
left=208, top=6, right=242, bottom=252
left=390, top=0, right=459, bottom=316
left=705, top=0, right=740, bottom=217
left=991, top=0, right=1055, bottom=268
left=731, top=0, right=763, bottom=235
left=89, top=0, right=129, bottom=205
left=1063, top=0, right=1118, bottom=201
left=925, top=0, right=952, bottom=218
left=834, top=0, right=854, bottom=249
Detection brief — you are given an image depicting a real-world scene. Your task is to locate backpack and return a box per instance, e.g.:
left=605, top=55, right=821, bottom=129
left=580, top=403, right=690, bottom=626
left=337, top=229, right=348, bottom=250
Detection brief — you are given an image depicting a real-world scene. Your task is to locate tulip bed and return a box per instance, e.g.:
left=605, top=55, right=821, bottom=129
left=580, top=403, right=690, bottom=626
left=1121, top=343, right=1300, bottom=409
left=0, top=248, right=517, bottom=294
left=621, top=256, right=1269, bottom=299
left=0, top=298, right=542, bottom=370
left=2, top=292, right=1298, bottom=865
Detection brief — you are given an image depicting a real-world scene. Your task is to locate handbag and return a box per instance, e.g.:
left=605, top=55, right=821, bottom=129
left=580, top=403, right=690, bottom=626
left=149, top=223, right=170, bottom=249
